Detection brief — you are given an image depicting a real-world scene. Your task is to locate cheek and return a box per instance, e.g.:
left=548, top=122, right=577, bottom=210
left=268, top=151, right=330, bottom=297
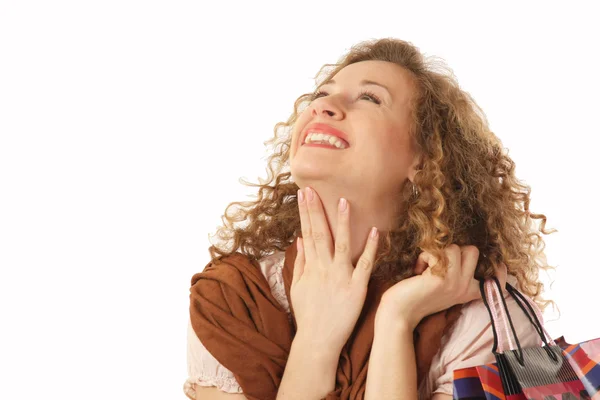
left=289, top=128, right=300, bottom=157
left=291, top=111, right=311, bottom=152
left=376, top=131, right=412, bottom=169
left=384, top=123, right=412, bottom=154
left=374, top=129, right=406, bottom=157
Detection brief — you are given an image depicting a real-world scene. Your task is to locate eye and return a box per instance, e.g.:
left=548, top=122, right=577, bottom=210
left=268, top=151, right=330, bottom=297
left=357, top=89, right=382, bottom=105
left=310, top=90, right=382, bottom=105
left=310, top=90, right=328, bottom=101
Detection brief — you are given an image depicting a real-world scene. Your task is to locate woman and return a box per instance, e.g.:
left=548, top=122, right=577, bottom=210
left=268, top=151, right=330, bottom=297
left=184, top=38, right=555, bottom=400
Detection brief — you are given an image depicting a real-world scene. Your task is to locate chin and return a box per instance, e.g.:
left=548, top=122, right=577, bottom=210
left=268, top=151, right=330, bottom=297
left=290, top=163, right=337, bottom=183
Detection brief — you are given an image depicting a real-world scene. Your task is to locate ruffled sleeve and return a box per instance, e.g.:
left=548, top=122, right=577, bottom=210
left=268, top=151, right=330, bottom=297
left=419, top=275, right=543, bottom=398
left=183, top=320, right=243, bottom=399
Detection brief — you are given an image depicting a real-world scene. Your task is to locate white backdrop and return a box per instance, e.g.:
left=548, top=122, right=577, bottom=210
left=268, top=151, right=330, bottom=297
left=1, top=1, right=598, bottom=399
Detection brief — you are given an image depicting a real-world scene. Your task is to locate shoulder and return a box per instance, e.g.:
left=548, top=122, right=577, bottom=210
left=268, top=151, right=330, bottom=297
left=421, top=275, right=542, bottom=397
left=192, top=250, right=290, bottom=314
left=191, top=252, right=263, bottom=287
left=442, top=275, right=542, bottom=361
left=185, top=251, right=291, bottom=398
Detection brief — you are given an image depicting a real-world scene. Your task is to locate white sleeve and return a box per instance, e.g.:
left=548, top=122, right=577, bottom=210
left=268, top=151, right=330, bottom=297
left=183, top=320, right=243, bottom=399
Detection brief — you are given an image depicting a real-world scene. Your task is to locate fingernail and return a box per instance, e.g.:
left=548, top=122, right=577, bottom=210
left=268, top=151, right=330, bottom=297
left=297, top=189, right=304, bottom=203
left=306, top=187, right=314, bottom=201
left=370, top=227, right=378, bottom=239
left=338, top=198, right=347, bottom=212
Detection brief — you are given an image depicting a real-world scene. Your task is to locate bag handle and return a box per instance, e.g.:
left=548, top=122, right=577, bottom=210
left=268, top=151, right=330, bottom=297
left=487, top=279, right=555, bottom=350
left=493, top=278, right=558, bottom=363
left=505, top=282, right=555, bottom=346
left=479, top=279, right=518, bottom=357
left=479, top=277, right=558, bottom=365
left=485, top=279, right=515, bottom=353
left=487, top=279, right=526, bottom=363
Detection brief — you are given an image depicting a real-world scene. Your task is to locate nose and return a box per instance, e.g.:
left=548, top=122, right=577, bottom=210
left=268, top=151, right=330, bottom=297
left=310, top=95, right=345, bottom=119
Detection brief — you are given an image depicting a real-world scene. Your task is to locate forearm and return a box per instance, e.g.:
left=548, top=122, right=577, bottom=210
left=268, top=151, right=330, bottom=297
left=365, top=308, right=418, bottom=400
left=276, top=334, right=340, bottom=400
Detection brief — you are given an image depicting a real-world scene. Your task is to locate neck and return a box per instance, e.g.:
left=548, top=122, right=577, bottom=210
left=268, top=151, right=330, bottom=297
left=299, top=182, right=402, bottom=266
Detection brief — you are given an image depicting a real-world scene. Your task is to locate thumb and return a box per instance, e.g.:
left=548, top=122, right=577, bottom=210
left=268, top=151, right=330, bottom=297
left=414, top=251, right=438, bottom=275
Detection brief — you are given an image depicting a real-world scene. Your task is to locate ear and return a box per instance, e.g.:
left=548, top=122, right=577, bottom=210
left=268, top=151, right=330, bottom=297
left=407, top=153, right=422, bottom=182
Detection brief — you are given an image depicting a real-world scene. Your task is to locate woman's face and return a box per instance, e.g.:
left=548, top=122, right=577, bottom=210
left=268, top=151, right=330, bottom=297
left=290, top=60, right=421, bottom=199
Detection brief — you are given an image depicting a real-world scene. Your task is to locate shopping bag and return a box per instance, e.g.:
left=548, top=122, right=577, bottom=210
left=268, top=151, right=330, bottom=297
left=452, top=278, right=600, bottom=400
left=453, top=362, right=523, bottom=400
left=559, top=336, right=600, bottom=399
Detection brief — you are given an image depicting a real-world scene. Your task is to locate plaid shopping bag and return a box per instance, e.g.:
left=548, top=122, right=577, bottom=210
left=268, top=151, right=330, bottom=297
left=452, top=278, right=600, bottom=400
left=453, top=362, right=521, bottom=400
left=558, top=337, right=600, bottom=399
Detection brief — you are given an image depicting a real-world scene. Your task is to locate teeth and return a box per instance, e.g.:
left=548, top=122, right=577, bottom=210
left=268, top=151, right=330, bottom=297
left=304, top=132, right=348, bottom=149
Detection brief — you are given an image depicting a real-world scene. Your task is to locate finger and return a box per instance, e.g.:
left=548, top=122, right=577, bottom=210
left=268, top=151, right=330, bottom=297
left=305, top=187, right=334, bottom=261
left=446, top=244, right=463, bottom=278
left=292, top=237, right=305, bottom=286
left=351, top=227, right=379, bottom=286
left=458, top=246, right=480, bottom=301
left=297, top=188, right=317, bottom=264
left=458, top=246, right=479, bottom=279
left=333, top=197, right=351, bottom=267
left=414, top=251, right=438, bottom=275
left=465, top=278, right=482, bottom=302
left=458, top=245, right=481, bottom=303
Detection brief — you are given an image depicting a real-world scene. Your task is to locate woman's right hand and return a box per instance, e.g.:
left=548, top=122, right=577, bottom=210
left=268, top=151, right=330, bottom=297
left=290, top=187, right=380, bottom=354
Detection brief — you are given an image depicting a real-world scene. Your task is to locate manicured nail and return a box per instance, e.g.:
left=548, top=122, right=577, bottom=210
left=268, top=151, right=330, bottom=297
left=370, top=227, right=378, bottom=239
left=306, top=187, right=314, bottom=201
left=297, top=189, right=304, bottom=203
left=338, top=197, right=347, bottom=212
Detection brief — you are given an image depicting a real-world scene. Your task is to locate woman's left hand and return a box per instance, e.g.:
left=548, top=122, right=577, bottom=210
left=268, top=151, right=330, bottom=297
left=379, top=244, right=508, bottom=330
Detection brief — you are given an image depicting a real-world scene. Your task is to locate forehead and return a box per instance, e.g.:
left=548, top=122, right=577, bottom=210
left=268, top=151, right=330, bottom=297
left=327, top=60, right=415, bottom=105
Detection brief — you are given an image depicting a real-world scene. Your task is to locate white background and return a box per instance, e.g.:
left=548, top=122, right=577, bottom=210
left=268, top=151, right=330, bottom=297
left=1, top=1, right=598, bottom=399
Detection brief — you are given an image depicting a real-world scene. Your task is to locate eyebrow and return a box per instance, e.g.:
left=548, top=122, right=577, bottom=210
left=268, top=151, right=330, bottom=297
left=321, top=79, right=393, bottom=101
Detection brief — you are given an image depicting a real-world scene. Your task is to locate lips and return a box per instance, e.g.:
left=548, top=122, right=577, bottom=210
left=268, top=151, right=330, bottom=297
left=301, top=122, right=350, bottom=147
left=303, top=141, right=345, bottom=150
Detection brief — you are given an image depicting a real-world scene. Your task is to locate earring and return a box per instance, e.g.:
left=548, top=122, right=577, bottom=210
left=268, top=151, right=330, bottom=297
left=411, top=170, right=422, bottom=198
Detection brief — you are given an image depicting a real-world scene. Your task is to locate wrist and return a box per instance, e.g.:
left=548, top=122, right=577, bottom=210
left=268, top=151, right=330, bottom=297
left=279, top=332, right=340, bottom=400
left=292, top=331, right=342, bottom=363
left=376, top=298, right=422, bottom=332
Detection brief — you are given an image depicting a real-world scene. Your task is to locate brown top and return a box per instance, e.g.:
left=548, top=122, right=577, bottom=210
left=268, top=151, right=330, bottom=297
left=189, top=238, right=462, bottom=400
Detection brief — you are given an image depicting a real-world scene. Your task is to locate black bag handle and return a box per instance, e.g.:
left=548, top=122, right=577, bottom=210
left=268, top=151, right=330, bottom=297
left=490, top=277, right=525, bottom=364
left=479, top=277, right=558, bottom=365
left=504, top=283, right=545, bottom=339
left=504, top=282, right=558, bottom=362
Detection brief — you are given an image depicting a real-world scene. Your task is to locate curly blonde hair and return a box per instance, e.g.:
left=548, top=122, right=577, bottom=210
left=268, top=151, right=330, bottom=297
left=208, top=37, right=557, bottom=311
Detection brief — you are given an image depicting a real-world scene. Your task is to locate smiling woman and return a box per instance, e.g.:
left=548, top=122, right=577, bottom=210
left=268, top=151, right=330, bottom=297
left=185, top=37, right=556, bottom=400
